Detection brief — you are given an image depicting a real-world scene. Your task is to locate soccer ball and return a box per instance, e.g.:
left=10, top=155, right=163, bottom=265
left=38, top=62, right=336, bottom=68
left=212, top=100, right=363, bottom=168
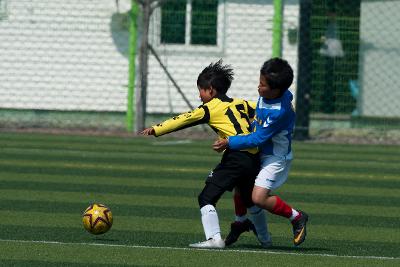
left=82, top=203, right=113, bottom=235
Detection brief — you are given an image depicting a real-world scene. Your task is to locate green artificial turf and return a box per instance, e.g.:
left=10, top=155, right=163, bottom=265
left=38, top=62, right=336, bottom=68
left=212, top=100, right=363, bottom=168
left=0, top=132, right=399, bottom=266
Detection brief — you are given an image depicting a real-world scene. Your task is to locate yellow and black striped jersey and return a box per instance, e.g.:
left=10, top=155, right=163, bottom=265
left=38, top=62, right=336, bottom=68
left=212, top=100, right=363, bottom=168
left=152, top=94, right=257, bottom=154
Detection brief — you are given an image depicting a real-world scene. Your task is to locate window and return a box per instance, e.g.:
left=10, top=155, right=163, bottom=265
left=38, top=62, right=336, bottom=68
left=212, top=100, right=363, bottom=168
left=0, top=0, right=8, bottom=21
left=161, top=1, right=186, bottom=44
left=160, top=0, right=218, bottom=46
left=191, top=0, right=218, bottom=45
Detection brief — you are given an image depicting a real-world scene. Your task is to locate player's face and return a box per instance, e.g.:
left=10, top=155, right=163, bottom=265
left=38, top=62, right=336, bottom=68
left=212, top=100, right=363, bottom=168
left=198, top=87, right=213, bottom=103
left=258, top=75, right=271, bottom=97
left=258, top=74, right=279, bottom=99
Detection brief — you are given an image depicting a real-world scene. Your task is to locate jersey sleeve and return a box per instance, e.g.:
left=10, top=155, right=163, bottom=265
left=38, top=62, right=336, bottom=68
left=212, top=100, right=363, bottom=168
left=152, top=106, right=210, bottom=137
left=228, top=113, right=283, bottom=150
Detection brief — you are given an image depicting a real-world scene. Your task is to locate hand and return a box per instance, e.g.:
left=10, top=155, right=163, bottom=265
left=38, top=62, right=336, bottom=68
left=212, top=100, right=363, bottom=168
left=140, top=127, right=155, bottom=136
left=213, top=138, right=228, bottom=153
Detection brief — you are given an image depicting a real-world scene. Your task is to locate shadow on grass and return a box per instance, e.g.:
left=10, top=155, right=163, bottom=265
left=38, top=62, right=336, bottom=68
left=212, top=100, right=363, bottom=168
left=232, top=243, right=330, bottom=253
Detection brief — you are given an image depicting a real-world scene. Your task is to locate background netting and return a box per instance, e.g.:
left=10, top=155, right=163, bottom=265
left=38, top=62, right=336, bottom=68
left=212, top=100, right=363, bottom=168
left=0, top=0, right=399, bottom=143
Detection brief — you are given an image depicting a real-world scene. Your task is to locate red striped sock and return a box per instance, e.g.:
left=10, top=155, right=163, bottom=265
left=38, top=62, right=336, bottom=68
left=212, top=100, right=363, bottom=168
left=272, top=196, right=293, bottom=218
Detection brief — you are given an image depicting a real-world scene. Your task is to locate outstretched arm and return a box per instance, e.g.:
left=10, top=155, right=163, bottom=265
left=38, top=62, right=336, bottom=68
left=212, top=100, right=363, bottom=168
left=141, top=106, right=210, bottom=137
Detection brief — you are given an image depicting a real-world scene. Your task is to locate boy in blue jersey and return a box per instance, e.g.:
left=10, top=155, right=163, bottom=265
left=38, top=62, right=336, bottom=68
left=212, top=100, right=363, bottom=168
left=214, top=58, right=309, bottom=246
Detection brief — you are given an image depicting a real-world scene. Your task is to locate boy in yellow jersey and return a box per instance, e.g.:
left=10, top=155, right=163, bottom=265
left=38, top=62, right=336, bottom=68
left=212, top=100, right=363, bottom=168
left=141, top=60, right=271, bottom=249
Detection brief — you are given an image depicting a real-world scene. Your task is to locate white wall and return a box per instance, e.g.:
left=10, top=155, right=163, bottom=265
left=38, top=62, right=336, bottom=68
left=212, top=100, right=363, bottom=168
left=359, top=0, right=400, bottom=117
left=0, top=0, right=130, bottom=111
left=0, top=0, right=299, bottom=114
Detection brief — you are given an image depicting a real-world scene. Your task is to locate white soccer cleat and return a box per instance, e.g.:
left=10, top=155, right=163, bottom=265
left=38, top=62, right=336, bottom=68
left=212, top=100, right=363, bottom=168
left=189, top=238, right=225, bottom=249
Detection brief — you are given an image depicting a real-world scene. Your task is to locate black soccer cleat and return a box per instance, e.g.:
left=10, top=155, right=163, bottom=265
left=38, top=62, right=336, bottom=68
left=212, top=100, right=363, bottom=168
left=225, top=218, right=257, bottom=246
left=292, top=210, right=309, bottom=246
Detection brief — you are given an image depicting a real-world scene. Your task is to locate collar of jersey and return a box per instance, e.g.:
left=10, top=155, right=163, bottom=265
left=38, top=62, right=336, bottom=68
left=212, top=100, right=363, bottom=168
left=262, top=90, right=291, bottom=104
left=215, top=93, right=233, bottom=102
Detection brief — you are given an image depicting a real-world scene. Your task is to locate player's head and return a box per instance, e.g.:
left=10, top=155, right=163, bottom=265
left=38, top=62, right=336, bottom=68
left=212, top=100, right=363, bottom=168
left=259, top=58, right=293, bottom=98
left=197, top=59, right=234, bottom=103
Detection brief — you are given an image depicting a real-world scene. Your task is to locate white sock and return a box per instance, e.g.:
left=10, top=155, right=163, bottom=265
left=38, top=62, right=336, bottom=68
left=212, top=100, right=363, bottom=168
left=235, top=215, right=247, bottom=222
left=289, top=208, right=300, bottom=221
left=248, top=205, right=270, bottom=243
left=200, top=205, right=222, bottom=240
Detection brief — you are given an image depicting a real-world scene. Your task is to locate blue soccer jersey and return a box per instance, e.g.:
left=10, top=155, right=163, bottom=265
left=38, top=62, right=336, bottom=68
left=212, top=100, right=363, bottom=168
left=228, top=90, right=295, bottom=158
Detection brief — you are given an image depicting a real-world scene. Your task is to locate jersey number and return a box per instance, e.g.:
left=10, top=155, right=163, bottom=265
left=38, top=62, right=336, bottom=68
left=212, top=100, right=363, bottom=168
left=225, top=104, right=251, bottom=135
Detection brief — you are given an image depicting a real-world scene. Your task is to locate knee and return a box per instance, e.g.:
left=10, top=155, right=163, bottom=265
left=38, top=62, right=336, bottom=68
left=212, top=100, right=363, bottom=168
left=198, top=191, right=211, bottom=208
left=252, top=189, right=266, bottom=206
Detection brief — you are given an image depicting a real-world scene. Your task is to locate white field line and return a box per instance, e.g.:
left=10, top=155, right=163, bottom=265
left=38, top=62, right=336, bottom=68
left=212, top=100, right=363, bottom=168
left=0, top=239, right=398, bottom=261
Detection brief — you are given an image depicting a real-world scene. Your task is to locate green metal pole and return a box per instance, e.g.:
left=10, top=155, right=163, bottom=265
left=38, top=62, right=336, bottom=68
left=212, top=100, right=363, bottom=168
left=126, top=1, right=139, bottom=132
left=272, top=0, right=283, bottom=57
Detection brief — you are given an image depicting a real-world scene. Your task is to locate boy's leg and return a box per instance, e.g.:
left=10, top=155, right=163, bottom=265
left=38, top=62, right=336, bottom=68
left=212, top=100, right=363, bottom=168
left=248, top=205, right=272, bottom=248
left=252, top=186, right=308, bottom=246
left=233, top=188, right=247, bottom=222
left=252, top=186, right=298, bottom=219
left=253, top=158, right=309, bottom=246
left=241, top=184, right=271, bottom=248
left=225, top=151, right=272, bottom=247
left=189, top=182, right=225, bottom=249
left=226, top=185, right=271, bottom=248
left=225, top=188, right=258, bottom=246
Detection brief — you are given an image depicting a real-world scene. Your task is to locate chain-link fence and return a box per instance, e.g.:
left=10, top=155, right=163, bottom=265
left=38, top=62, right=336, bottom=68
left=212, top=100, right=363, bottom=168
left=0, top=0, right=133, bottom=130
left=0, top=0, right=399, bottom=142
left=296, top=0, right=400, bottom=142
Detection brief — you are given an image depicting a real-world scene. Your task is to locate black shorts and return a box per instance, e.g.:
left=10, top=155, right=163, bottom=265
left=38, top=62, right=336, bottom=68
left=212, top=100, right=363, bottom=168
left=203, top=149, right=260, bottom=206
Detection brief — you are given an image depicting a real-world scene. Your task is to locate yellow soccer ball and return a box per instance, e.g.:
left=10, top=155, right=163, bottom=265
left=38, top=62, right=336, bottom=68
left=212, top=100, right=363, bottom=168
left=82, top=203, right=113, bottom=235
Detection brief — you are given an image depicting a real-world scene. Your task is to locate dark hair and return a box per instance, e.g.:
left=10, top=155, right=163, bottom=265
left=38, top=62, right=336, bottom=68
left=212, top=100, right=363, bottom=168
left=197, top=59, right=234, bottom=94
left=260, top=58, right=293, bottom=94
